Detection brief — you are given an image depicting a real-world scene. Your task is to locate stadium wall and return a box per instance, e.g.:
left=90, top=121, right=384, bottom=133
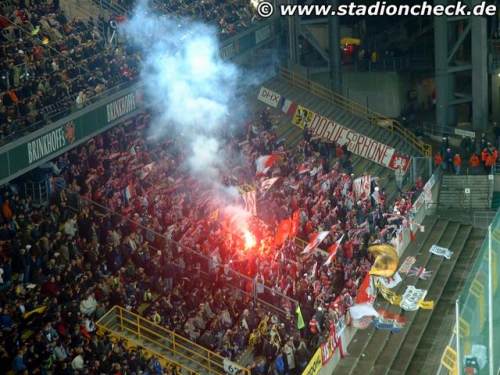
left=0, top=83, right=144, bottom=185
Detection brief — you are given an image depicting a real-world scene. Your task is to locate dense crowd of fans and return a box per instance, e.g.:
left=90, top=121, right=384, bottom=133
left=114, top=0, right=260, bottom=37
left=0, top=0, right=140, bottom=143
left=0, top=106, right=418, bottom=373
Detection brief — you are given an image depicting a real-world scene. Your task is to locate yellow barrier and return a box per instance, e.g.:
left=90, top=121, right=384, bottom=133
left=302, top=347, right=323, bottom=375
left=441, top=346, right=458, bottom=375
left=96, top=306, right=250, bottom=375
left=278, top=68, right=432, bottom=157
left=470, top=279, right=485, bottom=330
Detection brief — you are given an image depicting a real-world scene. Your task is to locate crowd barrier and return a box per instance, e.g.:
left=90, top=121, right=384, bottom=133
left=277, top=67, right=432, bottom=157
left=67, top=192, right=300, bottom=320
left=97, top=305, right=250, bottom=375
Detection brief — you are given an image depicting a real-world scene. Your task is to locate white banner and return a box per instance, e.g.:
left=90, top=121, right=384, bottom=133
left=302, top=110, right=410, bottom=171
left=400, top=286, right=427, bottom=311
left=257, top=87, right=281, bottom=108
left=429, top=244, right=453, bottom=259
left=353, top=176, right=372, bottom=200
left=223, top=358, right=243, bottom=375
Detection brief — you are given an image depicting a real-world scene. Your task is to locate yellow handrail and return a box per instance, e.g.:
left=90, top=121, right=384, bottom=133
left=96, top=306, right=250, bottom=375
left=278, top=68, right=432, bottom=157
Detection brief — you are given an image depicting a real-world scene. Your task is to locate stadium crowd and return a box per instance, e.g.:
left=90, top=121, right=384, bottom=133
left=0, top=107, right=416, bottom=373
left=112, top=0, right=260, bottom=37
left=0, top=0, right=140, bottom=144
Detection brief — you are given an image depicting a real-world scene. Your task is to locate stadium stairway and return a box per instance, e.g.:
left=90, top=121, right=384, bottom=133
left=438, top=175, right=493, bottom=210
left=334, top=215, right=479, bottom=375
left=263, top=77, right=422, bottom=157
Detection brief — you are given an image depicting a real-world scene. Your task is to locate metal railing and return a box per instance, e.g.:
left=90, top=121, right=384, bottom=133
left=438, top=211, right=500, bottom=375
left=278, top=67, right=432, bottom=156
left=68, top=192, right=300, bottom=319
left=0, top=79, right=137, bottom=146
left=97, top=305, right=250, bottom=375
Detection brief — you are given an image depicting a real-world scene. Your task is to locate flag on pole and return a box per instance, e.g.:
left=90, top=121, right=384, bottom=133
left=355, top=273, right=377, bottom=304
left=140, top=162, right=155, bottom=179
left=302, top=231, right=329, bottom=254
left=242, top=190, right=257, bottom=216
left=261, top=177, right=280, bottom=191
left=275, top=218, right=292, bottom=247
left=296, top=305, right=305, bottom=330
left=297, top=163, right=311, bottom=174
left=256, top=154, right=280, bottom=174
left=290, top=210, right=300, bottom=237
left=124, top=183, right=135, bottom=202
left=353, top=175, right=372, bottom=200
left=324, top=234, right=344, bottom=266
left=280, top=98, right=297, bottom=116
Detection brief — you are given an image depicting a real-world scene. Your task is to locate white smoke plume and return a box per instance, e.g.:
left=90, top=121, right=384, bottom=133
left=121, top=1, right=240, bottom=140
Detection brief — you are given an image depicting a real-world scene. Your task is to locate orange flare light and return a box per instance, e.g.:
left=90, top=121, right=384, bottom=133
left=243, top=229, right=257, bottom=250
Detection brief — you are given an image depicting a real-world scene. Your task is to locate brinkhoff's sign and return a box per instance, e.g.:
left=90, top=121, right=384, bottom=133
left=27, top=122, right=75, bottom=164
left=106, top=93, right=137, bottom=123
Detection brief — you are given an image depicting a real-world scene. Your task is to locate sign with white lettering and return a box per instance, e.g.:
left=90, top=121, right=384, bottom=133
left=257, top=87, right=281, bottom=108
left=106, top=92, right=137, bottom=123
left=27, top=122, right=75, bottom=165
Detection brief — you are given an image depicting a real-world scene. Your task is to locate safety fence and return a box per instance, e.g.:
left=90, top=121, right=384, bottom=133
left=278, top=67, right=432, bottom=157
left=67, top=192, right=300, bottom=321
left=439, top=209, right=500, bottom=375
left=97, top=305, right=250, bottom=375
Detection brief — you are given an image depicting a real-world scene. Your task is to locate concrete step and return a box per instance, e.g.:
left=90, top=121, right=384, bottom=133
left=334, top=215, right=442, bottom=375
left=405, top=227, right=486, bottom=374
left=335, top=218, right=478, bottom=375
left=383, top=224, right=473, bottom=374
left=365, top=220, right=462, bottom=375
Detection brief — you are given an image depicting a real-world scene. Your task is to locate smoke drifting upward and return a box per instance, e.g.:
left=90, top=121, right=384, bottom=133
left=121, top=1, right=240, bottom=140
left=121, top=1, right=268, bottom=254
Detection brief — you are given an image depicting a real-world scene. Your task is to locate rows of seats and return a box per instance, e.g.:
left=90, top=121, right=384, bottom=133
left=0, top=0, right=140, bottom=144
left=0, top=103, right=420, bottom=372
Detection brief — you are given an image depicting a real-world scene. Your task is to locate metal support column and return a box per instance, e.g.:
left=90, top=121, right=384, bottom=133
left=287, top=0, right=300, bottom=66
left=434, top=0, right=456, bottom=133
left=471, top=13, right=489, bottom=131
left=434, top=0, right=489, bottom=133
left=328, top=0, right=342, bottom=93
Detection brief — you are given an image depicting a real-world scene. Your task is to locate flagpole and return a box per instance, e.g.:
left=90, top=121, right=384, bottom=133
left=488, top=224, right=494, bottom=375
left=455, top=298, right=462, bottom=375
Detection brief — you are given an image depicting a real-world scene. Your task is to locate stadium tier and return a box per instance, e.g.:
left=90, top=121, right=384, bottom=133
left=1, top=0, right=500, bottom=375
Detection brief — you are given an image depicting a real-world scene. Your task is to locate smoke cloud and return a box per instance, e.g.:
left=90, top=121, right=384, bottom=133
left=121, top=1, right=240, bottom=140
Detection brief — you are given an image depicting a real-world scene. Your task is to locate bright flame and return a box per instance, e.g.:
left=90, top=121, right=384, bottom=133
left=243, top=229, right=257, bottom=250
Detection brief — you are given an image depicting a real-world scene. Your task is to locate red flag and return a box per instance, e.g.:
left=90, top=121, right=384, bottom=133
left=297, top=163, right=311, bottom=174
left=256, top=154, right=280, bottom=174
left=302, top=231, right=329, bottom=254
left=324, top=234, right=344, bottom=266
left=290, top=210, right=300, bottom=237
left=355, top=274, right=377, bottom=304
left=275, top=218, right=292, bottom=247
